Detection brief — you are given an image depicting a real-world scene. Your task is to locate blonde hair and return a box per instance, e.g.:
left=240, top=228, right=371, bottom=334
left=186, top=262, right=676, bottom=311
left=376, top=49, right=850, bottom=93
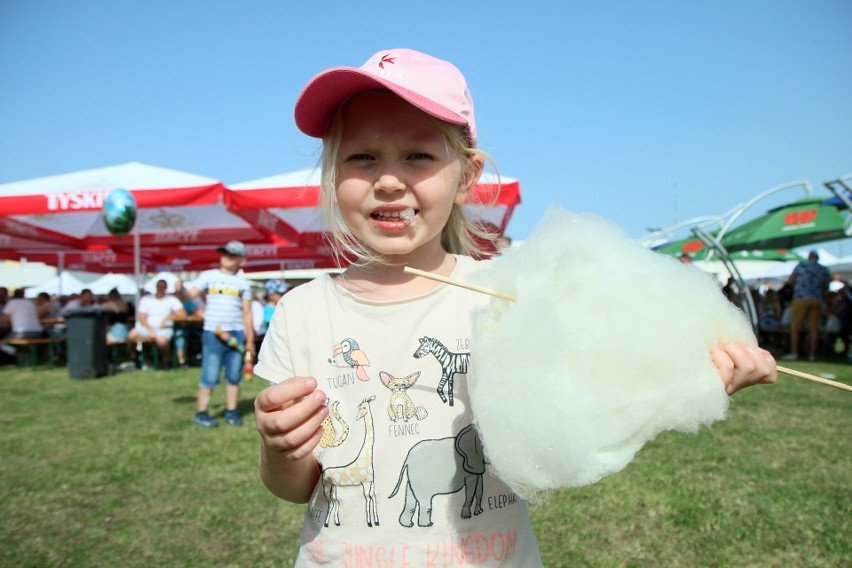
left=318, top=95, right=499, bottom=266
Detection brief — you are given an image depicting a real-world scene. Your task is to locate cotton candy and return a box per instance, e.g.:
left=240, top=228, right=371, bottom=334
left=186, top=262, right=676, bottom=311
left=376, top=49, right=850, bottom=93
left=467, top=206, right=755, bottom=500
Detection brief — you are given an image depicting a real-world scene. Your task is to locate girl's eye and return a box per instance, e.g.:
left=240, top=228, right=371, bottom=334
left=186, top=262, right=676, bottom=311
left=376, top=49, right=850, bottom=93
left=345, top=153, right=374, bottom=162
left=407, top=152, right=433, bottom=160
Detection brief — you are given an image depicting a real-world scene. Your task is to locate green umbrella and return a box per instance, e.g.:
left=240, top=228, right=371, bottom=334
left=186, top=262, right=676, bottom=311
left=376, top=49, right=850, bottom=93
left=722, top=197, right=852, bottom=252
left=654, top=234, right=803, bottom=262
left=653, top=235, right=712, bottom=259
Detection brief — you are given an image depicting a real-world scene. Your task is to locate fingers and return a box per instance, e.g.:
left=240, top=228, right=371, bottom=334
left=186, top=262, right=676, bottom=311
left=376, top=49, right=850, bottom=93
left=255, top=376, right=321, bottom=412
left=255, top=376, right=328, bottom=460
left=283, top=423, right=326, bottom=462
left=711, top=348, right=735, bottom=393
left=713, top=342, right=778, bottom=395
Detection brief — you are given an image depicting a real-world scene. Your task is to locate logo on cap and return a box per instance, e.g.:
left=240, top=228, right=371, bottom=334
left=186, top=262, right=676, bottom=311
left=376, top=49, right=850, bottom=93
left=378, top=54, right=396, bottom=69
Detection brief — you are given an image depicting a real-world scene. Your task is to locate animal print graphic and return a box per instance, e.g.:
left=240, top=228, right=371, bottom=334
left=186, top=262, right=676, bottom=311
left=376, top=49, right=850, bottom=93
left=329, top=337, right=372, bottom=382
left=319, top=399, right=349, bottom=448
left=388, top=424, right=485, bottom=527
left=413, top=336, right=470, bottom=406
left=321, top=396, right=380, bottom=528
left=380, top=371, right=428, bottom=422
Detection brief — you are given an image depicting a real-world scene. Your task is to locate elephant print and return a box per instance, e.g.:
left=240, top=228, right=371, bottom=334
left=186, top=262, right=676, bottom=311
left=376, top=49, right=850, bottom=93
left=388, top=424, right=485, bottom=527
left=380, top=370, right=428, bottom=422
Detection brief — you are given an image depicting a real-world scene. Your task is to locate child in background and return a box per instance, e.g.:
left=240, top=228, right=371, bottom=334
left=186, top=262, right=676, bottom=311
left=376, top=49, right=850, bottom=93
left=178, top=241, right=255, bottom=427
left=263, top=284, right=286, bottom=333
left=253, top=49, right=776, bottom=566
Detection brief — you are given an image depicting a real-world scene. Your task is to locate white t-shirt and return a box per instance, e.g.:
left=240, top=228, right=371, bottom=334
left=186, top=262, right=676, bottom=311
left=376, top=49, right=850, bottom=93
left=3, top=298, right=43, bottom=333
left=136, top=294, right=183, bottom=329
left=194, top=269, right=252, bottom=332
left=255, top=256, right=542, bottom=567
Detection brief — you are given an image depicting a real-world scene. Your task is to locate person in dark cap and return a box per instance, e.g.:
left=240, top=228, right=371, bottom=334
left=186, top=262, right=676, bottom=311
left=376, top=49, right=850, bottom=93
left=177, top=241, right=254, bottom=427
left=783, top=250, right=831, bottom=361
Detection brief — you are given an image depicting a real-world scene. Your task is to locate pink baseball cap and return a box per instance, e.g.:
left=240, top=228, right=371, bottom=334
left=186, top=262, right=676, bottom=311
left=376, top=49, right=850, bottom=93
left=294, top=48, right=477, bottom=146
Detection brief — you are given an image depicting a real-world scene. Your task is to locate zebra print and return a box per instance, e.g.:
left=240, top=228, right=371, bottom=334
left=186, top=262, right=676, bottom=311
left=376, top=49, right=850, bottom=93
left=413, top=336, right=470, bottom=406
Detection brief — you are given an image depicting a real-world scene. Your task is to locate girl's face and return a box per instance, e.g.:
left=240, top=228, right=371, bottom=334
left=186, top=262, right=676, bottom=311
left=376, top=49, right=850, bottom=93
left=335, top=91, right=473, bottom=263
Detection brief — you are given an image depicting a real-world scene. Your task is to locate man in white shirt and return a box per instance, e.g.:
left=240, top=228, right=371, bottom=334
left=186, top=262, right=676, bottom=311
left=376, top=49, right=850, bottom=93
left=0, top=288, right=46, bottom=359
left=0, top=289, right=44, bottom=339
left=127, top=279, right=186, bottom=368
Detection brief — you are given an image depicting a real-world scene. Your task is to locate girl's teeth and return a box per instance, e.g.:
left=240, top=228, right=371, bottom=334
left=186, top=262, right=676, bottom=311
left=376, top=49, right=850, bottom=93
left=375, top=208, right=415, bottom=221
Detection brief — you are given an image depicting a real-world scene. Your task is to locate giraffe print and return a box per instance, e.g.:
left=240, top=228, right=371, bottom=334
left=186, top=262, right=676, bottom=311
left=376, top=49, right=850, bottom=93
left=321, top=396, right=380, bottom=527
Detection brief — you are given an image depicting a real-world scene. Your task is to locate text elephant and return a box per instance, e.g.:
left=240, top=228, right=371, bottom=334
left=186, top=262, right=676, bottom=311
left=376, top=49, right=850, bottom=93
left=388, top=424, right=485, bottom=527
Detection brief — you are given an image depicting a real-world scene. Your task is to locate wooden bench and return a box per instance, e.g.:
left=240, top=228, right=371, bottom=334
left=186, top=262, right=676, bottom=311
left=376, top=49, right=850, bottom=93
left=0, top=336, right=62, bottom=370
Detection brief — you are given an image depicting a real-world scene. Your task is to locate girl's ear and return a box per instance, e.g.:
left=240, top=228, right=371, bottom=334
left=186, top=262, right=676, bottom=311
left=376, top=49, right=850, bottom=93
left=454, top=153, right=485, bottom=205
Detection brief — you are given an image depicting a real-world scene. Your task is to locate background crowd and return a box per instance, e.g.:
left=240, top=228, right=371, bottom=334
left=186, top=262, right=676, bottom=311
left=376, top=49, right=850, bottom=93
left=0, top=276, right=285, bottom=368
left=3, top=251, right=850, bottom=367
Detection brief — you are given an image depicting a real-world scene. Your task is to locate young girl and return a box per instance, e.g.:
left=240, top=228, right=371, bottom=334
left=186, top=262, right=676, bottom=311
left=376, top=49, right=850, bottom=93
left=253, top=48, right=777, bottom=566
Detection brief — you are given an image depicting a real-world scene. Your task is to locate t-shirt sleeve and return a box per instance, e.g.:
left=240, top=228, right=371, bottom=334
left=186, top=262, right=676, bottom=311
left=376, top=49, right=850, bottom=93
left=253, top=302, right=293, bottom=384
left=193, top=272, right=209, bottom=293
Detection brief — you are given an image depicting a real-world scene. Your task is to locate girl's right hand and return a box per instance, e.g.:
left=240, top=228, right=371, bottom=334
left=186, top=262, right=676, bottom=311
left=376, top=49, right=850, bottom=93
left=254, top=377, right=328, bottom=462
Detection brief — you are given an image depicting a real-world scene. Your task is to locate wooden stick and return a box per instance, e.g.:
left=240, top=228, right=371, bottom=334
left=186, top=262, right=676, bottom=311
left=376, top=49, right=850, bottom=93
left=776, top=365, right=852, bottom=392
left=403, top=267, right=518, bottom=302
left=405, top=265, right=852, bottom=393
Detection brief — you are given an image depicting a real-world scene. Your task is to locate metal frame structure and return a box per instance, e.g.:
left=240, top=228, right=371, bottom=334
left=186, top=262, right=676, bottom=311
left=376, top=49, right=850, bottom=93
left=644, top=180, right=816, bottom=333
left=823, top=174, right=852, bottom=211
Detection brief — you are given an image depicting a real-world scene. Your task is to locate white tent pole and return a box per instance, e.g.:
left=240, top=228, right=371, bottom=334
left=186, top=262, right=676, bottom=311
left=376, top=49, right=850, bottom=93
left=134, top=216, right=141, bottom=307
left=58, top=252, right=65, bottom=297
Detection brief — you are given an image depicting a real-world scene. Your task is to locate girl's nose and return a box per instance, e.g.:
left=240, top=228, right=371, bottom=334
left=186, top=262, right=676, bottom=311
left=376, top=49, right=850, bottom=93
left=374, top=173, right=406, bottom=193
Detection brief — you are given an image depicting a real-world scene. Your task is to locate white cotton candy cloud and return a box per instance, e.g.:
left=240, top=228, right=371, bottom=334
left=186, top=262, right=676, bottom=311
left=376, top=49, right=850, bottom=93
left=467, top=206, right=755, bottom=500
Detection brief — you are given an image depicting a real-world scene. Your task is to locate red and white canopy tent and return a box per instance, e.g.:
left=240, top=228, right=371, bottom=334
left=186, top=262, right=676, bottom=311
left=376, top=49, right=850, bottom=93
left=0, top=162, right=326, bottom=274
left=0, top=163, right=522, bottom=279
left=224, top=168, right=522, bottom=264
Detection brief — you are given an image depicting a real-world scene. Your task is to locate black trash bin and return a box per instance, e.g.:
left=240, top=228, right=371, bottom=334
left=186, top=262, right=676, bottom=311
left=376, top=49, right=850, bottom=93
left=64, top=307, right=110, bottom=379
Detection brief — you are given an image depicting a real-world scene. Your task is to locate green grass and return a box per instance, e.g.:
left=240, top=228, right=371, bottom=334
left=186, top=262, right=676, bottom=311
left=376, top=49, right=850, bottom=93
left=1, top=362, right=849, bottom=567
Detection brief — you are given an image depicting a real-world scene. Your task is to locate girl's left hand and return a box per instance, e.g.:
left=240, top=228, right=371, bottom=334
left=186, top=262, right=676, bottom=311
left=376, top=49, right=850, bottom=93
left=711, top=343, right=777, bottom=395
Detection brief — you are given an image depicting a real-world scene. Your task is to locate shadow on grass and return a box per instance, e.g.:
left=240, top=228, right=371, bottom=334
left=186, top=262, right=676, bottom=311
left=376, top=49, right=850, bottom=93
left=170, top=396, right=256, bottom=419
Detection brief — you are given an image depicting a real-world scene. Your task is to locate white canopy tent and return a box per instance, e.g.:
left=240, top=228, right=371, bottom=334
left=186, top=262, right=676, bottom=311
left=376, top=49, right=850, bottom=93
left=142, top=271, right=197, bottom=294
left=23, top=271, right=95, bottom=298
left=87, top=273, right=139, bottom=295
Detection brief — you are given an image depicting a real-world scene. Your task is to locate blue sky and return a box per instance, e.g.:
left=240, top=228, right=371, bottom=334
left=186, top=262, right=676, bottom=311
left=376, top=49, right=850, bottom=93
left=1, top=1, right=850, bottom=252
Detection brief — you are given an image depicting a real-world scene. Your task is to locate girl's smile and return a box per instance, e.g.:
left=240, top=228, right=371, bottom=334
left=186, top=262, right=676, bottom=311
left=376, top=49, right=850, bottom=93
left=370, top=205, right=417, bottom=230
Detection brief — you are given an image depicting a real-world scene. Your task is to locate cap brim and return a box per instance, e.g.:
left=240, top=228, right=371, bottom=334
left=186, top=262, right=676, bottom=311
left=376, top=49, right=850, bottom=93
left=217, top=247, right=245, bottom=257
left=295, top=67, right=467, bottom=139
